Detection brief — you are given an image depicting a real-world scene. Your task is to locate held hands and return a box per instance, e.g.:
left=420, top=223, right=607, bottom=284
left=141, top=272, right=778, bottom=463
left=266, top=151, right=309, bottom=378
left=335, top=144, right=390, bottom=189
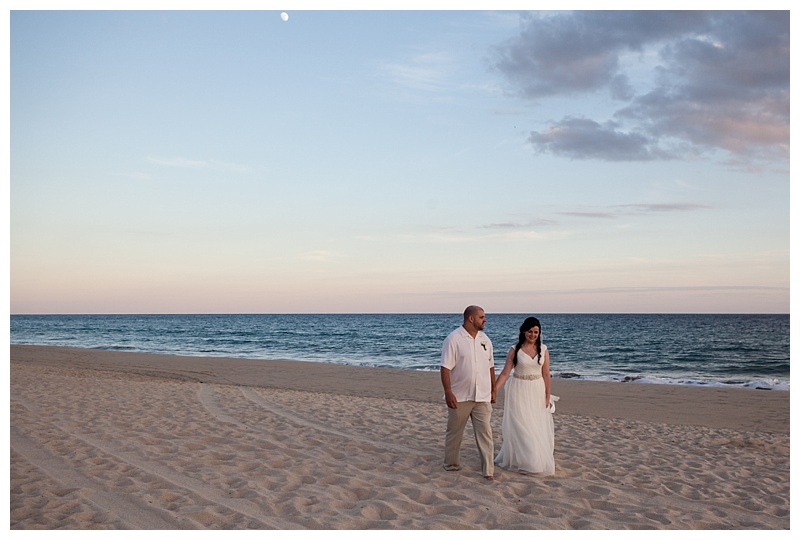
left=445, top=389, right=458, bottom=409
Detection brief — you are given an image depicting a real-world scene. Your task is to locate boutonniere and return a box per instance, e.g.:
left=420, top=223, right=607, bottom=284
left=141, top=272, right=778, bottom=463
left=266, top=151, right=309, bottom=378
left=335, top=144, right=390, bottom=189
left=481, top=341, right=487, bottom=351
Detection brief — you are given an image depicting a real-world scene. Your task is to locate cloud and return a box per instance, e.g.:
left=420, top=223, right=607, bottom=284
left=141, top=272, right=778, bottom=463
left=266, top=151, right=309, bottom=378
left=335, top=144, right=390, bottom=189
left=379, top=52, right=454, bottom=92
left=117, top=172, right=152, bottom=181
left=390, top=226, right=564, bottom=245
left=615, top=203, right=709, bottom=214
left=560, top=202, right=709, bottom=219
left=402, top=284, right=786, bottom=300
left=480, top=218, right=558, bottom=229
left=491, top=11, right=789, bottom=164
left=558, top=285, right=787, bottom=295
left=148, top=157, right=208, bottom=169
left=528, top=117, right=671, bottom=161
left=147, top=157, right=251, bottom=173
left=491, top=11, right=709, bottom=98
left=559, top=211, right=617, bottom=220
left=300, top=250, right=339, bottom=262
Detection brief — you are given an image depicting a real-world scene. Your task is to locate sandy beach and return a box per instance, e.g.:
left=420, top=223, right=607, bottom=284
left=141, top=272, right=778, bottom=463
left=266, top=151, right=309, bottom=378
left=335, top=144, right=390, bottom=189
left=9, top=345, right=790, bottom=530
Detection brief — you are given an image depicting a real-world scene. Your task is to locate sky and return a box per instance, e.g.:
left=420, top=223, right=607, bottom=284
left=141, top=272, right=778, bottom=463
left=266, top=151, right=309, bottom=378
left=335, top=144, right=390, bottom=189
left=6, top=3, right=792, bottom=314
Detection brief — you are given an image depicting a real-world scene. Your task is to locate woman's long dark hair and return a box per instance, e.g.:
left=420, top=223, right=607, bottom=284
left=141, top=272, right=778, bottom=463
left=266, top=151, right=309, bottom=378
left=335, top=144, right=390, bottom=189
left=513, top=316, right=542, bottom=367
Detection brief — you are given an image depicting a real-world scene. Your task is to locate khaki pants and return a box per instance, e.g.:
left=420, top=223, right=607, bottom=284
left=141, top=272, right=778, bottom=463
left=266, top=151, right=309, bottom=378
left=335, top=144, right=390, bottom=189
left=444, top=401, right=494, bottom=477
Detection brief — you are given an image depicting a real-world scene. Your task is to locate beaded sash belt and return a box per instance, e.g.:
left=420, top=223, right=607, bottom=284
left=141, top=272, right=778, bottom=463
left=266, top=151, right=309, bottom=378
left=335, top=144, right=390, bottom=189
left=513, top=373, right=542, bottom=381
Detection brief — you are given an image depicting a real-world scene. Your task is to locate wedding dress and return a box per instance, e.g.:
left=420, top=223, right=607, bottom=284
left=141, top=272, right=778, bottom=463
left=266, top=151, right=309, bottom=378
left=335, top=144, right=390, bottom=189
left=495, top=346, right=556, bottom=475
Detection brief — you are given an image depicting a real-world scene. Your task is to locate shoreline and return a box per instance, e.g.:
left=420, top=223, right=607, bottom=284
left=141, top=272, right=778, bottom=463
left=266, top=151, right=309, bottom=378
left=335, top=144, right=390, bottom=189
left=11, top=345, right=789, bottom=433
left=9, top=339, right=790, bottom=393
left=10, top=345, right=790, bottom=529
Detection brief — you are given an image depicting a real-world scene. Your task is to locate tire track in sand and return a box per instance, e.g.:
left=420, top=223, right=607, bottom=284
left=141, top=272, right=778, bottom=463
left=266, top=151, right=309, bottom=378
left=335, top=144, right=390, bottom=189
left=196, top=384, right=487, bottom=510
left=196, top=383, right=438, bottom=474
left=11, top=427, right=182, bottom=530
left=239, top=387, right=428, bottom=455
left=196, top=383, right=432, bottom=456
left=11, top=394, right=301, bottom=530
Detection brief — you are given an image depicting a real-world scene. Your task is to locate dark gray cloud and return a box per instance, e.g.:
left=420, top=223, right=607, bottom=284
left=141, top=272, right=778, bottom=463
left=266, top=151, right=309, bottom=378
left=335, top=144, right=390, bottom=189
left=528, top=117, right=671, bottom=161
left=492, top=11, right=709, bottom=98
left=492, top=11, right=789, bottom=164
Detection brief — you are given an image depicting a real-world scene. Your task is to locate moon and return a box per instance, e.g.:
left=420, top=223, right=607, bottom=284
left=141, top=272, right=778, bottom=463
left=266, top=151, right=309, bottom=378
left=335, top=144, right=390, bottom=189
left=280, top=12, right=289, bottom=21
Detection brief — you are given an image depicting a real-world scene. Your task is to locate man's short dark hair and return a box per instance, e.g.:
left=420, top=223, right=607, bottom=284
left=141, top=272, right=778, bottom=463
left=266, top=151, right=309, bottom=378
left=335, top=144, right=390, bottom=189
left=463, top=305, right=483, bottom=322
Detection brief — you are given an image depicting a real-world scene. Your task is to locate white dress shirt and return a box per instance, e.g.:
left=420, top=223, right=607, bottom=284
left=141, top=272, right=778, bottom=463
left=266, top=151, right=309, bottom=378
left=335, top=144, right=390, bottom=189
left=441, top=326, right=494, bottom=402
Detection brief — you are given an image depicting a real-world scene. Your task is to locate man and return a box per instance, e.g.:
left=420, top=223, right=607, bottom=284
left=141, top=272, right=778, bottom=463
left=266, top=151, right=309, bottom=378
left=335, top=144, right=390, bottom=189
left=440, top=305, right=496, bottom=480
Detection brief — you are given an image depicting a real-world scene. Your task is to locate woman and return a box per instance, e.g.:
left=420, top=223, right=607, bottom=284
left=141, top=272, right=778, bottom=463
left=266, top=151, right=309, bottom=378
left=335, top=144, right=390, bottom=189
left=494, top=316, right=556, bottom=476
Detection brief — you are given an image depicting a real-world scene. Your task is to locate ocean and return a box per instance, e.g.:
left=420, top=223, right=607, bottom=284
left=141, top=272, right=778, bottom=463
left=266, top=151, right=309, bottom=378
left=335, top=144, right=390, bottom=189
left=9, top=313, right=790, bottom=391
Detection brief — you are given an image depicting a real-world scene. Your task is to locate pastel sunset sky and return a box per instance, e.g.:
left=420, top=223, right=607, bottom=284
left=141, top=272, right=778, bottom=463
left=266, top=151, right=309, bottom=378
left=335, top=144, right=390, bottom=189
left=8, top=3, right=791, bottom=314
